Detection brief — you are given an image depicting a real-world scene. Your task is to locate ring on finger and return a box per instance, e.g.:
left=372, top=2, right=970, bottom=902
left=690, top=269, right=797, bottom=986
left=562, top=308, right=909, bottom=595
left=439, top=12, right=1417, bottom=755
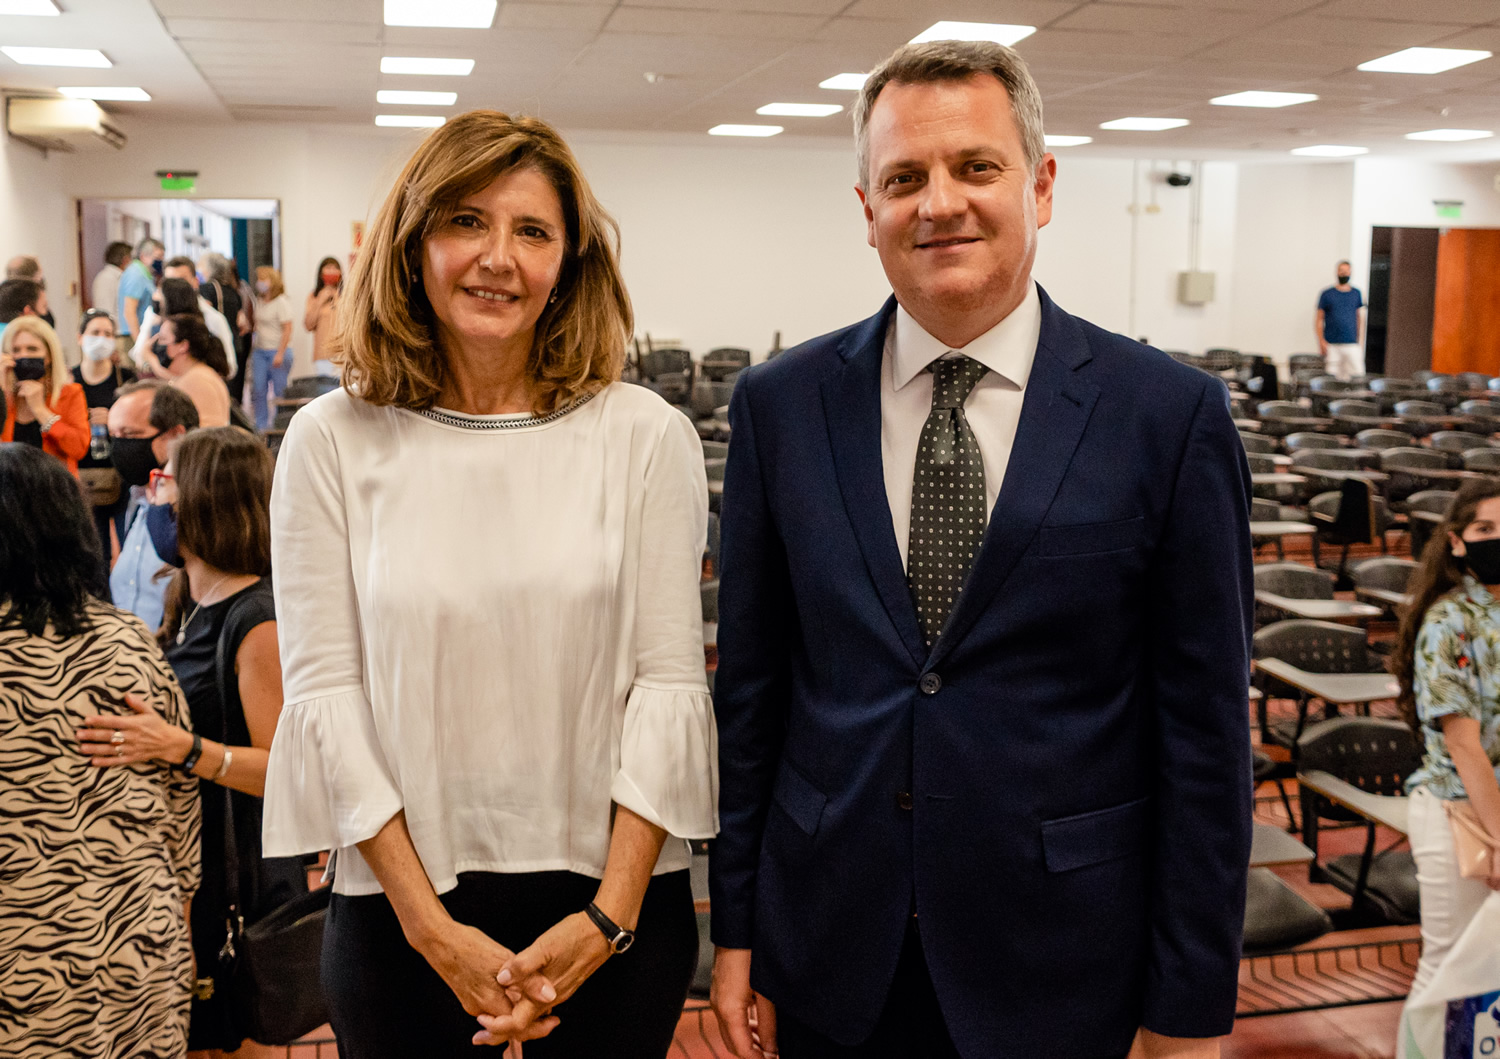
left=110, top=732, right=125, bottom=745
left=115, top=745, right=124, bottom=756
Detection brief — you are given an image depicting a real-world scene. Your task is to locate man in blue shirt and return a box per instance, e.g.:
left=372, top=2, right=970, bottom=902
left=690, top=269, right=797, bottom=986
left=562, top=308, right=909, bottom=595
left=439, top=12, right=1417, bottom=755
left=117, top=238, right=163, bottom=343
left=1316, top=261, right=1364, bottom=381
left=107, top=380, right=197, bottom=632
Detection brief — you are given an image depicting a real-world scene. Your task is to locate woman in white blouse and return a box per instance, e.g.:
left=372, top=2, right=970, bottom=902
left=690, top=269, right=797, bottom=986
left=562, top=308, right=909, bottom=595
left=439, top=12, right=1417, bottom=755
left=264, top=110, right=718, bottom=1056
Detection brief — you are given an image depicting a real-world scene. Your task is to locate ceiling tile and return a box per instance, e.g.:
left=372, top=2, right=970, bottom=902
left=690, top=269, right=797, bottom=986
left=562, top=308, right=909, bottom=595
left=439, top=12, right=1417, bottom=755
left=618, top=0, right=847, bottom=11
left=167, top=17, right=382, bottom=43
left=840, top=0, right=1082, bottom=23
left=1315, top=0, right=1500, bottom=23
left=1051, top=3, right=1275, bottom=36
left=497, top=3, right=611, bottom=31
left=604, top=7, right=826, bottom=38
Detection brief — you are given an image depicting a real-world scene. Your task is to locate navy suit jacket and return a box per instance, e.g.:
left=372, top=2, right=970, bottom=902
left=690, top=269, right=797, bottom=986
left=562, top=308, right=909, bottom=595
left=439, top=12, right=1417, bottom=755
left=709, top=287, right=1255, bottom=1058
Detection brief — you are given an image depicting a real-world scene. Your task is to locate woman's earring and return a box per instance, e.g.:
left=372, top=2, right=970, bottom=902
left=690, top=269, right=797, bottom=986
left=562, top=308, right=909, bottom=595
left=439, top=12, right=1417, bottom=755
left=548, top=288, right=559, bottom=305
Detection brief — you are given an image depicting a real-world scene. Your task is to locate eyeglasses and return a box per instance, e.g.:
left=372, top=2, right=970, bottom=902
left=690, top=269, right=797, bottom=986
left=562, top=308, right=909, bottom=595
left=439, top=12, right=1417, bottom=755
left=147, top=469, right=174, bottom=498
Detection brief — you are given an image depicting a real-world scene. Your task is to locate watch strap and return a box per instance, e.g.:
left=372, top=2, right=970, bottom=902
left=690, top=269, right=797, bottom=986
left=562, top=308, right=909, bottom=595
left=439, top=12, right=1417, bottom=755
left=584, top=902, right=634, bottom=954
left=179, top=732, right=203, bottom=773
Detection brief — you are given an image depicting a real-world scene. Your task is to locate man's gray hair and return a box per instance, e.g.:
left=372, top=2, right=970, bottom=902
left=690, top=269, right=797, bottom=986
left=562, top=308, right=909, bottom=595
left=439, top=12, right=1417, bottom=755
left=135, top=236, right=163, bottom=258
left=852, top=40, right=1045, bottom=189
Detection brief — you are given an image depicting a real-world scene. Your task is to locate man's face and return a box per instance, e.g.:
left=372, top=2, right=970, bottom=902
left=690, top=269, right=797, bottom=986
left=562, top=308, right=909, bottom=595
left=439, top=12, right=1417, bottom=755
left=857, top=75, right=1055, bottom=333
left=108, top=390, right=173, bottom=465
left=164, top=263, right=198, bottom=289
left=1337, top=267, right=1351, bottom=284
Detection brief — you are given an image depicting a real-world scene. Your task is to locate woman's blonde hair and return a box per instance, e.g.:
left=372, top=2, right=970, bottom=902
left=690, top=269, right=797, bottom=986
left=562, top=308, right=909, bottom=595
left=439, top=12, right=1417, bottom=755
left=255, top=266, right=285, bottom=301
left=335, top=110, right=633, bottom=413
left=3, top=315, right=69, bottom=399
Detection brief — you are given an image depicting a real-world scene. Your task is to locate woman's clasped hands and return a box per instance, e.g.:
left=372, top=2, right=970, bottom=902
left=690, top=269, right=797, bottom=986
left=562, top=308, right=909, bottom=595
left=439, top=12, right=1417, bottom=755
left=470, top=911, right=614, bottom=1048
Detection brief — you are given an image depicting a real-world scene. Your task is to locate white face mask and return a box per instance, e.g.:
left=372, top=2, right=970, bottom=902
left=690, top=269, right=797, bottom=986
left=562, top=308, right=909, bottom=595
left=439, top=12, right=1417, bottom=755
left=256, top=281, right=270, bottom=295
left=81, top=334, right=115, bottom=361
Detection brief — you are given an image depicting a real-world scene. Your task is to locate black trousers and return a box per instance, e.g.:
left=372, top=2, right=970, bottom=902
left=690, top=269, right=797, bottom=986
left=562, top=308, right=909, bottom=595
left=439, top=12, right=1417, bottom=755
left=323, top=870, right=696, bottom=1059
left=778, top=919, right=962, bottom=1059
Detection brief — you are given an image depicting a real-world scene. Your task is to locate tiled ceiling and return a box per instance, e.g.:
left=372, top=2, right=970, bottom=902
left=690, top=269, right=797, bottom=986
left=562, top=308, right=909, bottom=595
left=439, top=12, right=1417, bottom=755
left=1, top=0, right=1499, bottom=157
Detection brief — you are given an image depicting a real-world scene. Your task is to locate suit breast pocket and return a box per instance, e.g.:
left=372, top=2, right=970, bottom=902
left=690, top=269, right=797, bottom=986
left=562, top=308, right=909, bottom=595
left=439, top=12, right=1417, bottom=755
left=1038, top=516, right=1146, bottom=557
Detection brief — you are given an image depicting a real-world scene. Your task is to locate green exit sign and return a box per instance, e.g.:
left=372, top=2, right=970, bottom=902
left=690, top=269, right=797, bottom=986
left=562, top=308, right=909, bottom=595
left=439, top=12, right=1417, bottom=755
left=1435, top=199, right=1463, bottom=219
left=160, top=175, right=194, bottom=192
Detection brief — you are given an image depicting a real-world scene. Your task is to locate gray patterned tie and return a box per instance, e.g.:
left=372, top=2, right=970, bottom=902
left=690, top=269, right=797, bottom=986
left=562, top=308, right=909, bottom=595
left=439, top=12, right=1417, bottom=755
left=908, top=355, right=990, bottom=649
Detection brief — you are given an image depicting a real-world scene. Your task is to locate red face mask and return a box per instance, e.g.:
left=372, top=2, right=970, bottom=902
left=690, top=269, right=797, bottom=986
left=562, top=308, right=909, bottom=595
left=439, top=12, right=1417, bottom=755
left=321, top=270, right=341, bottom=287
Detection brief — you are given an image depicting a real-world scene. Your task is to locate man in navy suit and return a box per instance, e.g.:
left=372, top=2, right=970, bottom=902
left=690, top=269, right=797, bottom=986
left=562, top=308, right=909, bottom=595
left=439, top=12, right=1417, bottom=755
left=709, top=39, right=1253, bottom=1059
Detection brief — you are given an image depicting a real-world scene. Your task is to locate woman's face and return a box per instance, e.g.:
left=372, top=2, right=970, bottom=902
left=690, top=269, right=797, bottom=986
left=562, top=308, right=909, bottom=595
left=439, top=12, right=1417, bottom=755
left=83, top=316, right=115, bottom=340
left=421, top=166, right=567, bottom=360
left=320, top=263, right=342, bottom=288
left=1451, top=497, right=1500, bottom=556
left=8, top=331, right=49, bottom=386
left=159, top=321, right=191, bottom=375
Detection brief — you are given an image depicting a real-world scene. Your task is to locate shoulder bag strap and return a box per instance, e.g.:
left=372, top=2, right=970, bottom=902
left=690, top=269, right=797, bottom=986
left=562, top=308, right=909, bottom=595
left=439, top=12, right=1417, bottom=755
left=216, top=591, right=252, bottom=959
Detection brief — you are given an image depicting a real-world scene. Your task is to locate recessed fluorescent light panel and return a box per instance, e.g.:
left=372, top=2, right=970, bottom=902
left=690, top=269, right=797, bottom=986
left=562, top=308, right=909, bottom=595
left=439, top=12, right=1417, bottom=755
left=375, top=114, right=447, bottom=128
left=1, top=46, right=110, bottom=67
left=1211, top=91, right=1318, bottom=108
left=380, top=57, right=475, bottom=76
left=376, top=90, right=457, bottom=105
left=819, top=72, right=868, bottom=91
left=59, top=86, right=150, bottom=101
left=1406, top=128, right=1494, bottom=141
left=383, top=0, right=496, bottom=28
left=0, top=0, right=60, bottom=14
left=757, top=102, right=842, bottom=117
left=1290, top=144, right=1368, bottom=157
left=1044, top=135, right=1092, bottom=147
left=910, top=21, right=1036, bottom=46
left=708, top=124, right=783, bottom=138
left=1099, top=116, right=1189, bottom=131
left=1358, top=47, right=1491, bottom=74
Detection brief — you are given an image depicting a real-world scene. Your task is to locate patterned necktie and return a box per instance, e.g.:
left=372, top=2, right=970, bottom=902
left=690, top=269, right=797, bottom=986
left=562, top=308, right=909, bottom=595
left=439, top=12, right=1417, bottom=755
left=908, top=355, right=990, bottom=649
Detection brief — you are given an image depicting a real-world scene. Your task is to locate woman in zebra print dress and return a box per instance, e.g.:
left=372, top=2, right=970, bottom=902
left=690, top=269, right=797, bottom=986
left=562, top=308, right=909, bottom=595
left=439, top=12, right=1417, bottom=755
left=0, top=442, right=202, bottom=1058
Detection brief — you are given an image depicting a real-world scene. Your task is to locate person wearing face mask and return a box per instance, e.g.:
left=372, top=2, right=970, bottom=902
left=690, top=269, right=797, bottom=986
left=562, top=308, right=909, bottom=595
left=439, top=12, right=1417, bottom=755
left=249, top=267, right=294, bottom=432
left=120, top=238, right=165, bottom=343
left=78, top=426, right=302, bottom=1059
left=157, top=313, right=233, bottom=429
left=1316, top=261, right=1365, bottom=382
left=107, top=381, right=199, bottom=632
left=0, top=315, right=88, bottom=475
left=1393, top=479, right=1500, bottom=1049
left=304, top=256, right=344, bottom=378
left=130, top=277, right=203, bottom=377
left=71, top=309, right=138, bottom=556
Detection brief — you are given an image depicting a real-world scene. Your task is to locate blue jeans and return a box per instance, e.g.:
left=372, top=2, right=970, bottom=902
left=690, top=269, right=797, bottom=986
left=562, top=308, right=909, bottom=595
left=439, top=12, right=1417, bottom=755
left=250, top=347, right=292, bottom=431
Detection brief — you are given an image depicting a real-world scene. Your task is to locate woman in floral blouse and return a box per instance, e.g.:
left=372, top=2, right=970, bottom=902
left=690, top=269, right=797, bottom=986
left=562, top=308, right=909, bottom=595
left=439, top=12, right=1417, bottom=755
left=1392, top=479, right=1500, bottom=1004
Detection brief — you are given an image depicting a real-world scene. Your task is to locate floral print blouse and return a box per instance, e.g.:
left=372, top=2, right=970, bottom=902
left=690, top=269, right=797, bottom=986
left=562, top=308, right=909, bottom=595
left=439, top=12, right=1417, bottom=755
left=1408, top=576, right=1500, bottom=799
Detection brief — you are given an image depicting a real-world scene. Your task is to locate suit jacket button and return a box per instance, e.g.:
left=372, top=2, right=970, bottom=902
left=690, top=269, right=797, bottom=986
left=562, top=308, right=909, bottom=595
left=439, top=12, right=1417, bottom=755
left=897, top=791, right=914, bottom=811
left=919, top=672, right=942, bottom=695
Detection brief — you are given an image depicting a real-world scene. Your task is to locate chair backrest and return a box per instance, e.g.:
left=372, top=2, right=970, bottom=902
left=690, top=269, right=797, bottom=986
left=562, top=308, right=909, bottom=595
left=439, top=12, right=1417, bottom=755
left=688, top=380, right=719, bottom=418
left=1254, top=562, right=1335, bottom=600
left=1289, top=353, right=1324, bottom=371
left=1352, top=556, right=1418, bottom=593
left=1297, top=717, right=1420, bottom=797
left=701, top=439, right=729, bottom=460
left=1427, top=376, right=1464, bottom=393
left=1292, top=449, right=1371, bottom=470
left=1240, top=432, right=1277, bottom=454
left=1460, top=399, right=1500, bottom=417
left=641, top=347, right=693, bottom=381
left=1308, top=376, right=1352, bottom=394
left=1250, top=498, right=1281, bottom=521
left=282, top=375, right=341, bottom=401
left=700, top=348, right=752, bottom=380
left=1257, top=401, right=1302, bottom=418
left=703, top=457, right=726, bottom=482
left=1202, top=348, right=1240, bottom=371
left=1395, top=399, right=1445, bottom=417
left=1309, top=484, right=1389, bottom=537
left=708, top=380, right=736, bottom=408
left=1430, top=431, right=1477, bottom=454
left=1490, top=377, right=1500, bottom=392
left=1457, top=372, right=1491, bottom=390
left=1285, top=431, right=1341, bottom=452
left=1245, top=452, right=1277, bottom=474
left=1253, top=619, right=1373, bottom=674
left=1355, top=429, right=1413, bottom=452
left=1380, top=446, right=1448, bottom=471
left=1463, top=448, right=1500, bottom=472
left=1412, top=370, right=1445, bottom=386
left=1407, top=489, right=1455, bottom=517
left=1328, top=399, right=1378, bottom=417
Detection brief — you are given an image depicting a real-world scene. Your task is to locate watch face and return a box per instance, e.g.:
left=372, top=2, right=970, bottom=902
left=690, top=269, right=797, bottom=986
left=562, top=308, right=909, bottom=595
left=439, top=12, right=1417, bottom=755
left=614, top=931, right=635, bottom=955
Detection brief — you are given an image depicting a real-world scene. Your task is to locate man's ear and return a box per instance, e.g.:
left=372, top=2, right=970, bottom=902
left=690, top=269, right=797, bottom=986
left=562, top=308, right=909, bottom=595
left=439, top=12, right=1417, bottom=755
left=855, top=184, right=877, bottom=250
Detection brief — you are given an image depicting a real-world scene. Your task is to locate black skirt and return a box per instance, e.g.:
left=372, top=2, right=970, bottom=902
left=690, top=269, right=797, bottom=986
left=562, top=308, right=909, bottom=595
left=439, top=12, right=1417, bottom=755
left=323, top=869, right=697, bottom=1059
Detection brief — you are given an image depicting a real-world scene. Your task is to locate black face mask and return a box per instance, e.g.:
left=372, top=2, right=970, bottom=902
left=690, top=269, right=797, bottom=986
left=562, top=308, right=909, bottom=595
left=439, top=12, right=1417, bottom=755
left=1464, top=538, right=1500, bottom=586
left=145, top=501, right=184, bottom=569
left=153, top=338, right=172, bottom=367
left=11, top=357, right=47, bottom=382
left=150, top=259, right=164, bottom=279
left=110, top=433, right=161, bottom=488
left=1337, top=274, right=1351, bottom=284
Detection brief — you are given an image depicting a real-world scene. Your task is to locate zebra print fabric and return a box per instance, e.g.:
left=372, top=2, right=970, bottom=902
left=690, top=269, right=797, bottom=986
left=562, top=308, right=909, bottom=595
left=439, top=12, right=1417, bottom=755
left=0, top=599, right=202, bottom=1058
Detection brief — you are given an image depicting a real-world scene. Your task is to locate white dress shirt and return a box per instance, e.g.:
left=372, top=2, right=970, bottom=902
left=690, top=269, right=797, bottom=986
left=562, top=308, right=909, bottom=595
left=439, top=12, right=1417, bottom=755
left=262, top=383, right=719, bottom=895
left=881, top=281, right=1043, bottom=569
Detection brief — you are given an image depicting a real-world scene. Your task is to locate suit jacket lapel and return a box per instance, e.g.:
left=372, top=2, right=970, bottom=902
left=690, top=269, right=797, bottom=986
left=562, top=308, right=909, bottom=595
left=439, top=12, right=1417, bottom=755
left=821, top=297, right=928, bottom=669
left=928, top=288, right=1101, bottom=669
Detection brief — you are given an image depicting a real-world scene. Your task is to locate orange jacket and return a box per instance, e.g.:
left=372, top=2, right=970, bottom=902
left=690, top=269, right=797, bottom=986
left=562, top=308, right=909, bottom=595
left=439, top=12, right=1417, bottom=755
left=3, top=382, right=90, bottom=475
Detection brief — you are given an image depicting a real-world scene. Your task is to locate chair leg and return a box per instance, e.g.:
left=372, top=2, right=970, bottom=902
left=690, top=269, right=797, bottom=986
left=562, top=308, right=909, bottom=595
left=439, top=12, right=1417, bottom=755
left=1276, top=778, right=1296, bottom=832
left=1352, top=822, right=1378, bottom=911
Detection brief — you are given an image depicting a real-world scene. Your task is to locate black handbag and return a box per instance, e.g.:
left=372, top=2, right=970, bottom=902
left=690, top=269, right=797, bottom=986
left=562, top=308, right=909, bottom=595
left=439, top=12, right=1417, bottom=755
left=214, top=592, right=331, bottom=1046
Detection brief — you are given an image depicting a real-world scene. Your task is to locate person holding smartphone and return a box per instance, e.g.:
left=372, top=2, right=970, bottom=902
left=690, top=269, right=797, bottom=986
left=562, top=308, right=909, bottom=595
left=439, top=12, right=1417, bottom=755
left=1, top=315, right=89, bottom=475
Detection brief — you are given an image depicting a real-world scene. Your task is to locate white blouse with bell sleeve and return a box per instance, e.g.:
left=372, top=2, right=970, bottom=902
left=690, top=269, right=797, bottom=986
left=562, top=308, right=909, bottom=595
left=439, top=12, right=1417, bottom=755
left=262, top=382, right=719, bottom=896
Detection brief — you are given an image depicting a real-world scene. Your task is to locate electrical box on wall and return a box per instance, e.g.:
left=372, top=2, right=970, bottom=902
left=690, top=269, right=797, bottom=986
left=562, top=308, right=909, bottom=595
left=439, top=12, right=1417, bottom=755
left=1177, top=270, right=1216, bottom=305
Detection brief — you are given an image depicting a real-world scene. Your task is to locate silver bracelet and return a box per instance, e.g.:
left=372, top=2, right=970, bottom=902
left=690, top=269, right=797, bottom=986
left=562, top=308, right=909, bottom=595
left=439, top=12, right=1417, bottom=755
left=38, top=413, right=60, bottom=433
left=213, top=748, right=233, bottom=781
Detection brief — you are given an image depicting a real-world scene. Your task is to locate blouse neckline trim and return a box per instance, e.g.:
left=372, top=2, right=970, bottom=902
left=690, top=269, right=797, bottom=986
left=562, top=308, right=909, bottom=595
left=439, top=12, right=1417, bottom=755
left=415, top=389, right=598, bottom=431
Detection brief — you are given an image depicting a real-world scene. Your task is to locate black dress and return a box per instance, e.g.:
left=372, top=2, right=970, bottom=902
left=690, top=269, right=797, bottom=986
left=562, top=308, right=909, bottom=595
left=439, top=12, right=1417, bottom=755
left=165, top=578, right=306, bottom=1050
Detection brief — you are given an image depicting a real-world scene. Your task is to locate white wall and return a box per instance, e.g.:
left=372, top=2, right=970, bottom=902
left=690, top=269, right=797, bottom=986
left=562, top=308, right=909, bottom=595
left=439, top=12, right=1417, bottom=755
left=18, top=118, right=1498, bottom=378
left=0, top=134, right=82, bottom=348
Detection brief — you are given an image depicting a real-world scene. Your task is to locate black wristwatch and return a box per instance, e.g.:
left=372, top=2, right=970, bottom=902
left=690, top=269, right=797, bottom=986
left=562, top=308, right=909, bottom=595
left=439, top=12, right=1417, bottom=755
left=584, top=902, right=635, bottom=955
left=178, top=732, right=203, bottom=773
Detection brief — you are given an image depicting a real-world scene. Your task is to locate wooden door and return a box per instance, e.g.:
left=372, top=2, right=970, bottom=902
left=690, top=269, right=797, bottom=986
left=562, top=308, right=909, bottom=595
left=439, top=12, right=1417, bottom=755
left=1433, top=228, right=1500, bottom=375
